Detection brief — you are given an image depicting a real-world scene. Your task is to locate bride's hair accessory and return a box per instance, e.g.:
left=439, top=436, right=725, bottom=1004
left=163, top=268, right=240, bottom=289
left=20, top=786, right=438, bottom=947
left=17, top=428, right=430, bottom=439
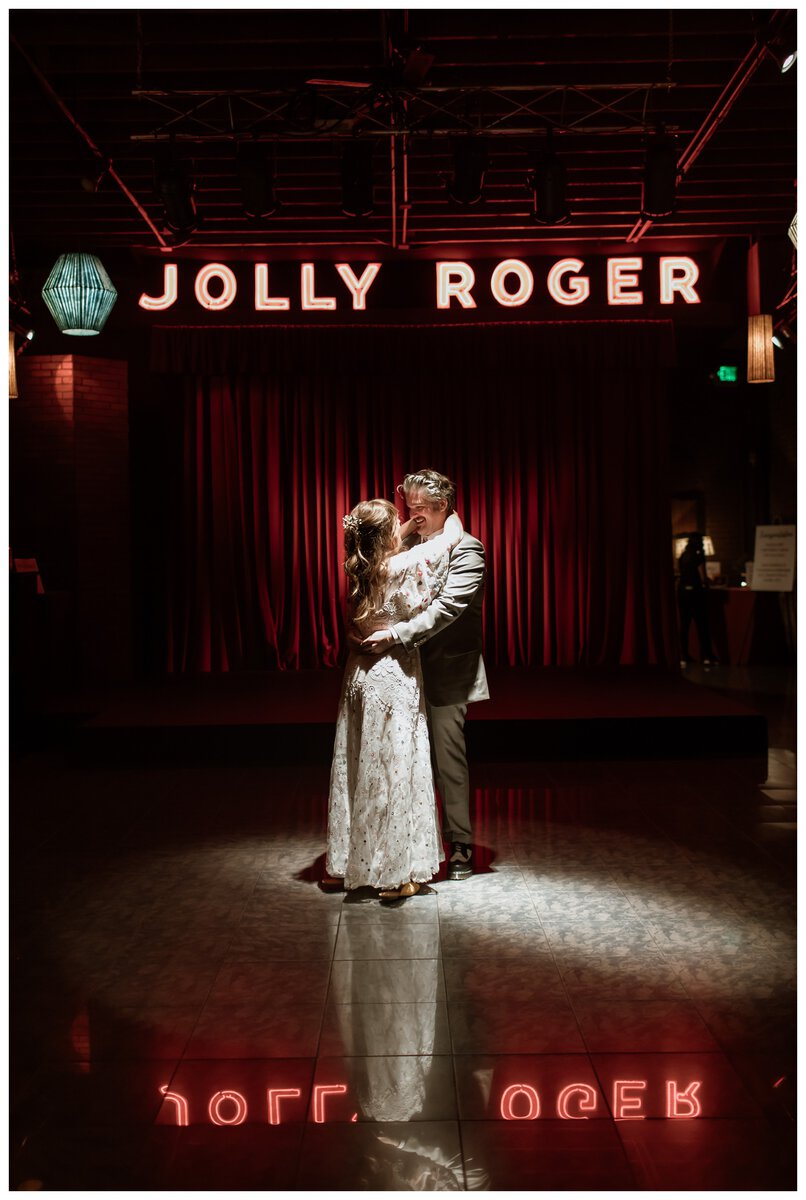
left=342, top=513, right=361, bottom=532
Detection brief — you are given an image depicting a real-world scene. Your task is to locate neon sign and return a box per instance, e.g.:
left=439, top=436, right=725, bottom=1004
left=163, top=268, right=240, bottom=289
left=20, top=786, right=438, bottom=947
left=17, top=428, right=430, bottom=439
left=138, top=256, right=701, bottom=314
left=158, top=1078, right=703, bottom=1125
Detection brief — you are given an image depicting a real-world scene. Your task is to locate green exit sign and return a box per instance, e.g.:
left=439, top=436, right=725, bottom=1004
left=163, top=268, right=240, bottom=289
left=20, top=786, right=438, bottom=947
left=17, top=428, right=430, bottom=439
left=716, top=365, right=738, bottom=383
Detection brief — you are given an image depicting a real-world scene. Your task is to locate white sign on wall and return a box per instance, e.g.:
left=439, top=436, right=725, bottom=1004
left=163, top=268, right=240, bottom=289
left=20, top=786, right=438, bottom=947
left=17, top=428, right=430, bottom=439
left=751, top=526, right=796, bottom=592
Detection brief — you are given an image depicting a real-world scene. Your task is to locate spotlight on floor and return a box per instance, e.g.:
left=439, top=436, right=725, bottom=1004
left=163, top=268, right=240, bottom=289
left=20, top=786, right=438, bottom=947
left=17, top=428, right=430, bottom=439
left=527, top=143, right=570, bottom=225
left=446, top=138, right=487, bottom=207
left=641, top=128, right=678, bottom=220
left=341, top=140, right=374, bottom=218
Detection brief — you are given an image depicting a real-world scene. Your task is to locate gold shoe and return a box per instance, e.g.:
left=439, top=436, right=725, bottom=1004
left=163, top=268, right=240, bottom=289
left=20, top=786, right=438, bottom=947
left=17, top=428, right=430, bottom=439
left=379, top=881, right=420, bottom=901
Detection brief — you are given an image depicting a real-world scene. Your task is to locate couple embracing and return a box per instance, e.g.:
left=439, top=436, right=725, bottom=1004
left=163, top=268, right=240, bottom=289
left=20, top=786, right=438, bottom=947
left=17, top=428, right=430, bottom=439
left=325, top=468, right=488, bottom=901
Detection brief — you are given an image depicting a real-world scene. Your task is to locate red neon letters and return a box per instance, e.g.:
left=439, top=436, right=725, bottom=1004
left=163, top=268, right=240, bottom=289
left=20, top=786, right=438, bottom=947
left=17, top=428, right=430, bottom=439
left=159, top=1078, right=703, bottom=1125
left=138, top=256, right=701, bottom=313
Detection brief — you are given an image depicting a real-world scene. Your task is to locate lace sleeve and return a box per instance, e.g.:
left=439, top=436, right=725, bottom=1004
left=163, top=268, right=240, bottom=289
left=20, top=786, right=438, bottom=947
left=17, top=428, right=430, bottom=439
left=384, top=513, right=463, bottom=620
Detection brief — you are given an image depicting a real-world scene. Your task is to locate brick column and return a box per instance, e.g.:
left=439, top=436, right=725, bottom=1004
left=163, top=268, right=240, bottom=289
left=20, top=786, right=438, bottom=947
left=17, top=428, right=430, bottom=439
left=12, top=354, right=131, bottom=680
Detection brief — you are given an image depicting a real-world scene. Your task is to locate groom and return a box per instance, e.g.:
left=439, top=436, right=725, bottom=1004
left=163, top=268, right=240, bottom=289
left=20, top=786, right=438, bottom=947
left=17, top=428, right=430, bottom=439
left=363, top=469, right=489, bottom=880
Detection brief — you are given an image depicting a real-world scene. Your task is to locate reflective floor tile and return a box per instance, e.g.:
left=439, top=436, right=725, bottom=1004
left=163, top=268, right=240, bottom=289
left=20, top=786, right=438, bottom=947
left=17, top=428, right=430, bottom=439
left=75, top=1003, right=202, bottom=1061
left=721, top=1049, right=796, bottom=1122
left=89, top=956, right=222, bottom=1007
left=206, top=960, right=331, bottom=1007
left=296, top=1120, right=464, bottom=1190
left=442, top=952, right=564, bottom=1004
left=225, top=919, right=338, bottom=962
left=439, top=918, right=550, bottom=959
left=311, top=1056, right=457, bottom=1122
left=454, top=1053, right=604, bottom=1121
left=328, top=958, right=445, bottom=1005
left=558, top=953, right=686, bottom=1000
left=238, top=892, right=343, bottom=925
left=161, top=1058, right=315, bottom=1125
left=614, top=1116, right=795, bottom=1190
left=692, top=997, right=796, bottom=1056
left=184, top=999, right=325, bottom=1058
left=459, top=1118, right=636, bottom=1190
left=140, top=1123, right=305, bottom=1190
left=18, top=1060, right=179, bottom=1129
left=436, top=890, right=539, bottom=921
left=590, top=1051, right=764, bottom=1119
left=10, top=1123, right=161, bottom=1191
left=449, top=996, right=586, bottom=1054
left=320, top=1000, right=450, bottom=1056
left=543, top=919, right=661, bottom=960
left=340, top=887, right=440, bottom=923
left=335, top=923, right=440, bottom=961
left=570, top=998, right=721, bottom=1053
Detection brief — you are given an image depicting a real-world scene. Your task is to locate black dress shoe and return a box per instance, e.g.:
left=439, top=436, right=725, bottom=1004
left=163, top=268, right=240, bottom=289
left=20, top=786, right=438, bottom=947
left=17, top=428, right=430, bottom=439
left=447, top=842, right=473, bottom=880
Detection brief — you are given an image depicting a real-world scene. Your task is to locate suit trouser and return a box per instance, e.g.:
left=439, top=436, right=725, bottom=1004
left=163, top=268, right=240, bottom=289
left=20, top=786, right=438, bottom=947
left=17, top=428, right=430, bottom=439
left=426, top=700, right=472, bottom=843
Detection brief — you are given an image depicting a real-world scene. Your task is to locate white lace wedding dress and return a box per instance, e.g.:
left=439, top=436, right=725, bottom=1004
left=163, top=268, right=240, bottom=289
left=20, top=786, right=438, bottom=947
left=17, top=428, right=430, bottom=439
left=326, top=515, right=463, bottom=890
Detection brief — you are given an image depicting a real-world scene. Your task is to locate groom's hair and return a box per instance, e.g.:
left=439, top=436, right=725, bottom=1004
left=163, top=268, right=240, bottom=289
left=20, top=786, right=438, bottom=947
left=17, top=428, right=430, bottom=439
left=399, top=469, right=456, bottom=513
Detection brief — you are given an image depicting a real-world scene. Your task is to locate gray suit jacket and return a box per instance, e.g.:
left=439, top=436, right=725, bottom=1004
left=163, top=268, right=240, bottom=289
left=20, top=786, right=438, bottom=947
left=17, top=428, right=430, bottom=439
left=392, top=530, right=489, bottom=707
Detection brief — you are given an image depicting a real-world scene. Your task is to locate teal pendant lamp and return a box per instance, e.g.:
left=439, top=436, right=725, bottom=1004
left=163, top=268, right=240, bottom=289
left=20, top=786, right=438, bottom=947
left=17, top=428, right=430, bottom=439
left=41, top=253, right=118, bottom=335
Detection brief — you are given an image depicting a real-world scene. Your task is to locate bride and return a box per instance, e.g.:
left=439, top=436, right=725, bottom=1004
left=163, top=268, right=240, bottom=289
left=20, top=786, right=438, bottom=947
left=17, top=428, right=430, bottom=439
left=326, top=498, right=463, bottom=901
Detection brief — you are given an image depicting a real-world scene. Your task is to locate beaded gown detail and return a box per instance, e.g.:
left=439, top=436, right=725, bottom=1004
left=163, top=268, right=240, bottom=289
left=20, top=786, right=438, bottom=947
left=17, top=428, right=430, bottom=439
left=326, top=515, right=462, bottom=890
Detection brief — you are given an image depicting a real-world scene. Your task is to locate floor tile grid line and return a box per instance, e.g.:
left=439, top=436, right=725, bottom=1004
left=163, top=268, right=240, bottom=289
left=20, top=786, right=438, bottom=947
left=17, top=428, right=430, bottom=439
left=524, top=874, right=737, bottom=1071
left=431, top=893, right=472, bottom=1191
left=437, top=860, right=612, bottom=1184
left=661, top=799, right=795, bottom=878
left=159, top=872, right=342, bottom=1139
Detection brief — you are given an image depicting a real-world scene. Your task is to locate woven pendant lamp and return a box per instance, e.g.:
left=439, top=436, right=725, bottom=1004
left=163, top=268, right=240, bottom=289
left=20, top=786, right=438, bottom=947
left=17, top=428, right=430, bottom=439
left=9, top=332, right=18, bottom=398
left=41, top=253, right=118, bottom=335
left=747, top=313, right=775, bottom=384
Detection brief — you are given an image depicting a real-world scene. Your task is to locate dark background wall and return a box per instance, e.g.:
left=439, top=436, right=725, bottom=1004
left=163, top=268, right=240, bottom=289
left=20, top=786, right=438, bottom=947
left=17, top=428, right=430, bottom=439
left=10, top=309, right=796, bottom=684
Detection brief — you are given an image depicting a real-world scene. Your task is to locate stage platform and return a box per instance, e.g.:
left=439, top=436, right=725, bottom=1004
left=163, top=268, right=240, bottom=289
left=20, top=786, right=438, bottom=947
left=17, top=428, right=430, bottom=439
left=35, top=666, right=767, bottom=765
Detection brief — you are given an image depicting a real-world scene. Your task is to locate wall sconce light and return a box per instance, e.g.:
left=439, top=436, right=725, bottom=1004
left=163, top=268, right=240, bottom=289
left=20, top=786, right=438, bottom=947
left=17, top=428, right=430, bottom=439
left=41, top=252, right=118, bottom=336
left=787, top=213, right=797, bottom=247
left=747, top=313, right=775, bottom=383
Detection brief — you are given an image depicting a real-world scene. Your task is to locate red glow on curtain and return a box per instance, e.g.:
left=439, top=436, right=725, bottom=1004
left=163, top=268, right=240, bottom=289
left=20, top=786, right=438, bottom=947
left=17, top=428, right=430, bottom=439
left=153, top=323, right=678, bottom=671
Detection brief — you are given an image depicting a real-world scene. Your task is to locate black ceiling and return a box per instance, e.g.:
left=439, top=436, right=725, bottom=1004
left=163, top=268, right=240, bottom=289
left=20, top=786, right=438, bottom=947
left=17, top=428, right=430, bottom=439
left=8, top=7, right=798, bottom=263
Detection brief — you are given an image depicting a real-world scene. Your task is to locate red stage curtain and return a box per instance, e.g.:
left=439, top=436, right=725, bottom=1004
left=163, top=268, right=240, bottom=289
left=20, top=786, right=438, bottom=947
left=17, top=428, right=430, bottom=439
left=151, top=322, right=678, bottom=671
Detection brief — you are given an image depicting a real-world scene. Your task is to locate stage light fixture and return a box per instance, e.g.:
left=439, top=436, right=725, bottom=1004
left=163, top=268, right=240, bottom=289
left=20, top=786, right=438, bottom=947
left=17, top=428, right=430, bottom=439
left=641, top=129, right=678, bottom=220
left=446, top=138, right=487, bottom=207
left=41, top=253, right=118, bottom=336
left=765, top=34, right=797, bottom=74
left=341, top=140, right=374, bottom=218
left=527, top=145, right=570, bottom=225
left=156, top=162, right=198, bottom=237
left=772, top=321, right=795, bottom=350
left=391, top=36, right=434, bottom=86
left=237, top=144, right=279, bottom=219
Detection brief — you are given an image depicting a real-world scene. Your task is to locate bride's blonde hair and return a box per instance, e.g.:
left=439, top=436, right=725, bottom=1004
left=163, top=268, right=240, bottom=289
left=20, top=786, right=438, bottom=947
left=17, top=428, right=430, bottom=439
left=343, top=499, right=398, bottom=623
